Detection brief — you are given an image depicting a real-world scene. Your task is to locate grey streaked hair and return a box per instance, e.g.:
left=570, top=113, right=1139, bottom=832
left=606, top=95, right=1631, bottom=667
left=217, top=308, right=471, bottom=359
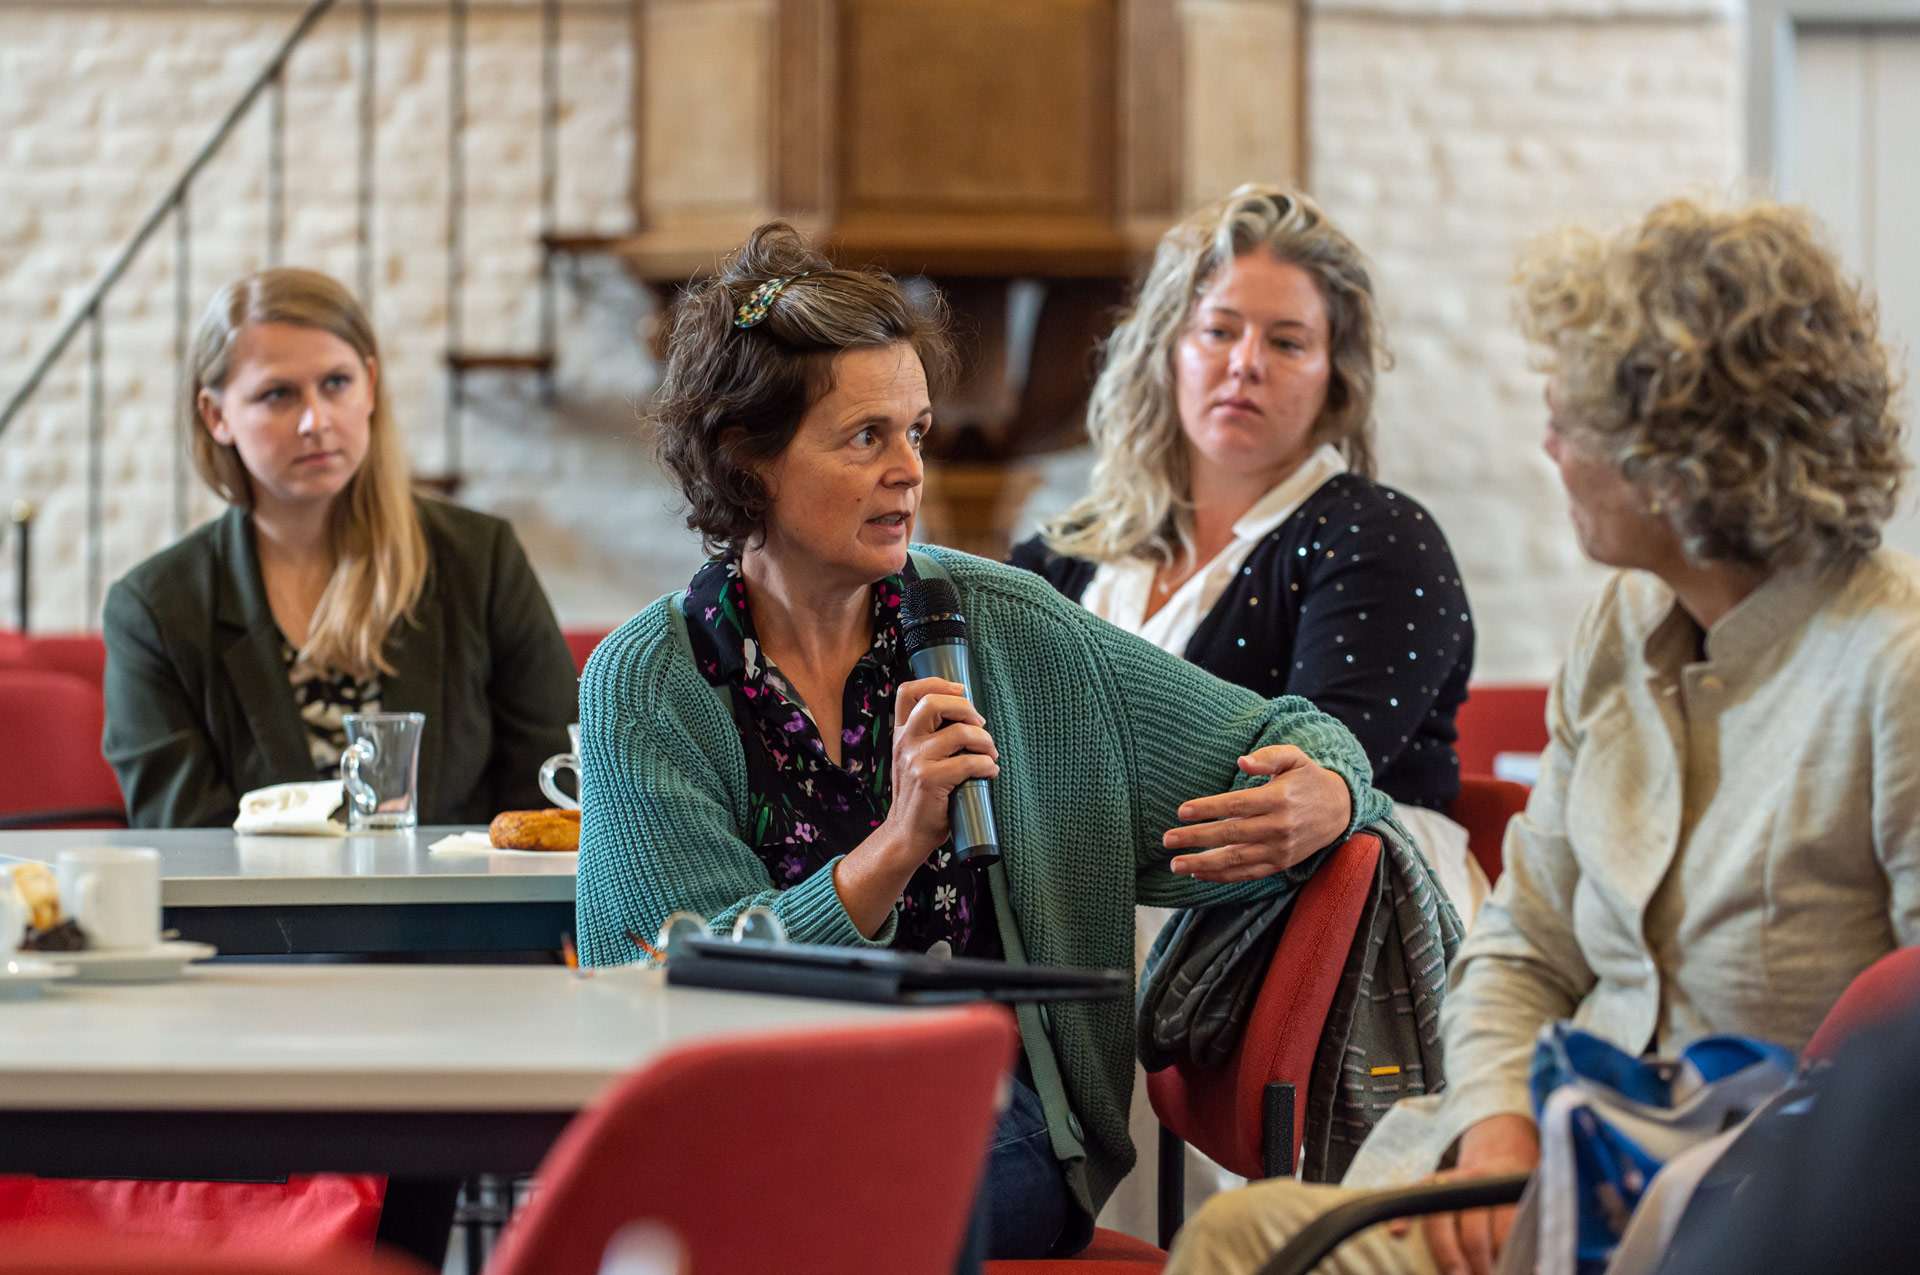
left=1517, top=196, right=1905, bottom=569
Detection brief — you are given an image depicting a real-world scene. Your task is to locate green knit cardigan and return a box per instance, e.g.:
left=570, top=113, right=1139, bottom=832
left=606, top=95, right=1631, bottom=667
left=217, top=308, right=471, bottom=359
left=575, top=546, right=1393, bottom=1220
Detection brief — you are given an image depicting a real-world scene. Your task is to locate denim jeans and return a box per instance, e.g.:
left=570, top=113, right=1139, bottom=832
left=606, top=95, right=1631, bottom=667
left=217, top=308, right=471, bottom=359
left=954, top=1073, right=1073, bottom=1272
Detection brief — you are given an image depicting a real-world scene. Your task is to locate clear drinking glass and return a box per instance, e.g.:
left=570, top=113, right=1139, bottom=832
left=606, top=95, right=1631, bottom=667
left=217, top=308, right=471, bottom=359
left=539, top=723, right=582, bottom=811
left=341, top=711, right=426, bottom=832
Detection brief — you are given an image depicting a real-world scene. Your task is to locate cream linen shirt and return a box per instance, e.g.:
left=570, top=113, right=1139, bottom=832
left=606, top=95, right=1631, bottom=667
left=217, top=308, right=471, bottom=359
left=1079, top=444, right=1349, bottom=649
left=1349, top=549, right=1920, bottom=1186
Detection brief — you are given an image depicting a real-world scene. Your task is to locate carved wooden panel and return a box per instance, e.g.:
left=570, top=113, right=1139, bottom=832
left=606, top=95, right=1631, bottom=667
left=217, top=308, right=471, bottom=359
left=1121, top=0, right=1184, bottom=225
left=775, top=0, right=834, bottom=215
left=837, top=0, right=1117, bottom=216
left=1180, top=0, right=1303, bottom=207
left=642, top=0, right=775, bottom=217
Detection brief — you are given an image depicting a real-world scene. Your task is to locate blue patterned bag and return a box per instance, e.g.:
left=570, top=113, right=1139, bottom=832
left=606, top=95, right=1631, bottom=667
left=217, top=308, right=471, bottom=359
left=1517, top=1023, right=1795, bottom=1275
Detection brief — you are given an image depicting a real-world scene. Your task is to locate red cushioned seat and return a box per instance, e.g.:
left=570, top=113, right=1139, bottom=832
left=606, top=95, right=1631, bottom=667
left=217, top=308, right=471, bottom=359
left=1146, top=832, right=1382, bottom=1185
left=1448, top=774, right=1531, bottom=887
left=1452, top=683, right=1549, bottom=776
left=985, top=1225, right=1168, bottom=1272
left=0, top=667, right=125, bottom=828
left=0, top=630, right=109, bottom=690
left=1804, top=946, right=1920, bottom=1063
left=486, top=1003, right=1017, bottom=1275
left=993, top=831, right=1386, bottom=1271
left=561, top=629, right=611, bottom=675
left=0, top=1234, right=428, bottom=1275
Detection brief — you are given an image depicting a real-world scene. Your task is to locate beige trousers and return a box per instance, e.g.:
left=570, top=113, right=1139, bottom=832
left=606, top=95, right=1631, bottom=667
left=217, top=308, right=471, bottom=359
left=1163, top=1178, right=1445, bottom=1275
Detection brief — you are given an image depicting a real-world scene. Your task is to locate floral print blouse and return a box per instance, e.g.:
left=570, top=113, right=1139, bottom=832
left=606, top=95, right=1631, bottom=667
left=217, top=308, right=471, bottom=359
left=681, top=555, right=1001, bottom=958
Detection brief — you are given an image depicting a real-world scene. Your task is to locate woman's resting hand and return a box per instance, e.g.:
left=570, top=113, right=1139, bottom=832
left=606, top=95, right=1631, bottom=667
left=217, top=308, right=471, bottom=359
left=834, top=677, right=999, bottom=937
left=1164, top=745, right=1353, bottom=881
left=1391, top=1113, right=1541, bottom=1275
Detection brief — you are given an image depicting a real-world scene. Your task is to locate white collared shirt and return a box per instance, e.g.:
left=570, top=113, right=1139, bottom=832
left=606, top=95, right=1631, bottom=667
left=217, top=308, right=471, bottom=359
left=1080, top=444, right=1348, bottom=656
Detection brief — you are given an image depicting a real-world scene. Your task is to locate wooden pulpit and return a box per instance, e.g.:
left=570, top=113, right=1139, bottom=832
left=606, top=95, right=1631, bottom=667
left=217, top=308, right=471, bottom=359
left=614, top=0, right=1303, bottom=555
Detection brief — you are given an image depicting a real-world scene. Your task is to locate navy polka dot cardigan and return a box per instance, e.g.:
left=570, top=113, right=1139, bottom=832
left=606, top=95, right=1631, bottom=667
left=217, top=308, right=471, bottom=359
left=1011, top=474, right=1475, bottom=813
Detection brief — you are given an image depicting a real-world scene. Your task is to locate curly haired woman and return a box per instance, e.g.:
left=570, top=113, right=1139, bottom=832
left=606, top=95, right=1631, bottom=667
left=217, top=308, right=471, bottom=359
left=1161, top=197, right=1920, bottom=1275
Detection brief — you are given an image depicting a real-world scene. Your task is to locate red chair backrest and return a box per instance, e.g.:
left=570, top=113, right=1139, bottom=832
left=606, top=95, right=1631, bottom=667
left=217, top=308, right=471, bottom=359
left=562, top=630, right=612, bottom=675
left=485, top=1002, right=1018, bottom=1275
left=1453, top=684, right=1549, bottom=777
left=1803, top=946, right=1920, bottom=1063
left=0, top=631, right=108, bottom=691
left=1145, top=832, right=1382, bottom=1181
left=1448, top=775, right=1531, bottom=888
left=0, top=668, right=124, bottom=824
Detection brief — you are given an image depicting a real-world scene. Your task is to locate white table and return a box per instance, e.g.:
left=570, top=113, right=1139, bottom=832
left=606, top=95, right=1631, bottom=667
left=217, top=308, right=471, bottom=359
left=0, top=827, right=575, bottom=956
left=0, top=963, right=912, bottom=1179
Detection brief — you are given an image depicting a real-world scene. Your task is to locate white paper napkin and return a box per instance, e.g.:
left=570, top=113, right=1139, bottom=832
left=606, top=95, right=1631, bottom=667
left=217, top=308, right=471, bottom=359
left=233, top=781, right=347, bottom=836
left=427, top=831, right=577, bottom=859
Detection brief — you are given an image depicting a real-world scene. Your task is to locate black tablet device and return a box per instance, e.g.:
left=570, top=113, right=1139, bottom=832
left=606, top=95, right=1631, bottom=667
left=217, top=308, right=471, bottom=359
left=665, top=936, right=1129, bottom=1006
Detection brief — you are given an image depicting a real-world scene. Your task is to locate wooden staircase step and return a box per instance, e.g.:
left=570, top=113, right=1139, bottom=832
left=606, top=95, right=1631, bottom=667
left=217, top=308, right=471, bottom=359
left=412, top=473, right=465, bottom=498
left=541, top=231, right=634, bottom=257
left=444, top=350, right=556, bottom=374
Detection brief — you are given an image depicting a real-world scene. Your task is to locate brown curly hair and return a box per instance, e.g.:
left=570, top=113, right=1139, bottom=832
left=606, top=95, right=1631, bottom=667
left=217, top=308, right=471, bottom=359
left=1516, top=197, right=1905, bottom=569
left=651, top=223, right=956, bottom=553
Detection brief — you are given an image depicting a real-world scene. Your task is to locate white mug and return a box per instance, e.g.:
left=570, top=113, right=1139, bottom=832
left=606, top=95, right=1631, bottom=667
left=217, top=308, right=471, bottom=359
left=55, top=847, right=162, bottom=950
left=0, top=883, right=25, bottom=952
left=539, top=723, right=582, bottom=812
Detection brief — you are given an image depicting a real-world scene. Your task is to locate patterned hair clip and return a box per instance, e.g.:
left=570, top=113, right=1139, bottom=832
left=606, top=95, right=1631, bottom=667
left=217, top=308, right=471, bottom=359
left=733, top=274, right=806, bottom=329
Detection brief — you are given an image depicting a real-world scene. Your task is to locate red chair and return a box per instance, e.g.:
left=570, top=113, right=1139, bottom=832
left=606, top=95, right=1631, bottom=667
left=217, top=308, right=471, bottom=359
left=1803, top=946, right=1920, bottom=1062
left=989, top=837, right=1389, bottom=1271
left=0, top=1235, right=429, bottom=1275
left=983, top=1228, right=1169, bottom=1274
left=0, top=668, right=125, bottom=829
left=0, top=631, right=109, bottom=691
left=1139, top=832, right=1384, bottom=1249
left=485, top=1002, right=1018, bottom=1275
left=1452, top=684, right=1549, bottom=777
left=0, top=1177, right=388, bottom=1266
left=561, top=629, right=611, bottom=675
left=1448, top=774, right=1531, bottom=887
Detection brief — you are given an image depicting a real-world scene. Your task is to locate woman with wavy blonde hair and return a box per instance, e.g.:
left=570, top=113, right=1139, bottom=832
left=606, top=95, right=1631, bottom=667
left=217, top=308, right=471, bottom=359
left=103, top=267, right=577, bottom=827
left=1161, top=197, right=1920, bottom=1275
left=1013, top=185, right=1481, bottom=901
left=1011, top=185, right=1482, bottom=1244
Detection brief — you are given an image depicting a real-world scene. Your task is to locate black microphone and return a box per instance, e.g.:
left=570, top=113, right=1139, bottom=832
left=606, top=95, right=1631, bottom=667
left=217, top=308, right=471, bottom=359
left=899, top=578, right=1002, bottom=868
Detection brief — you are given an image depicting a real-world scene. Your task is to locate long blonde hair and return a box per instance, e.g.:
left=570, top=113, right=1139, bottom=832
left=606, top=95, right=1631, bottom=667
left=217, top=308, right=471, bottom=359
left=1043, top=185, right=1384, bottom=567
left=188, top=268, right=427, bottom=679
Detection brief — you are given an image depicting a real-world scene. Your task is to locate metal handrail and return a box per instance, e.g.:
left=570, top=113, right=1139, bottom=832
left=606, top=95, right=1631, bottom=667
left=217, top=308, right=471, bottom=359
left=0, top=0, right=337, bottom=442
left=1, top=0, right=572, bottom=628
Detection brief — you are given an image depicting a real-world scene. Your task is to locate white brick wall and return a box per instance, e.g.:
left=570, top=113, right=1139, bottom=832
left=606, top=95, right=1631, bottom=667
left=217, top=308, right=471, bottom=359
left=1, top=0, right=1742, bottom=681
left=1303, top=4, right=1741, bottom=677
left=0, top=0, right=668, bottom=633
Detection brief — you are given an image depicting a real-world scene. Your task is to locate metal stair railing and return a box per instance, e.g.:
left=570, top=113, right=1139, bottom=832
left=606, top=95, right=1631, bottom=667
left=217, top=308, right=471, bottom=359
left=0, top=0, right=572, bottom=630
left=0, top=0, right=340, bottom=623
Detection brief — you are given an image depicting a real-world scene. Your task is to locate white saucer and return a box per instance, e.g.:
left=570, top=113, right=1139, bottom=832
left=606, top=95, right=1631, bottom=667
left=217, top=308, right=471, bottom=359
left=49, top=940, right=218, bottom=984
left=0, top=956, right=78, bottom=1000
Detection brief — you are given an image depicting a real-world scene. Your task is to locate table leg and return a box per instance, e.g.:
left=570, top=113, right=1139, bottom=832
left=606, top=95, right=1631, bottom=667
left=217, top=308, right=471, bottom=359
left=377, top=1177, right=462, bottom=1269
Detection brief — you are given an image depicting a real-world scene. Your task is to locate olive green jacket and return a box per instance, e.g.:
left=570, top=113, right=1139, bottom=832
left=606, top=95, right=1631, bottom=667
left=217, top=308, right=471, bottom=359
left=103, top=498, right=579, bottom=828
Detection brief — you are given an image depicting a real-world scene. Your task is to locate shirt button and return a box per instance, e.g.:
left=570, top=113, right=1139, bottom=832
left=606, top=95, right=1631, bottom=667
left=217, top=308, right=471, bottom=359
left=1039, top=1004, right=1054, bottom=1034
left=1699, top=675, right=1724, bottom=692
left=1068, top=1113, right=1085, bottom=1142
